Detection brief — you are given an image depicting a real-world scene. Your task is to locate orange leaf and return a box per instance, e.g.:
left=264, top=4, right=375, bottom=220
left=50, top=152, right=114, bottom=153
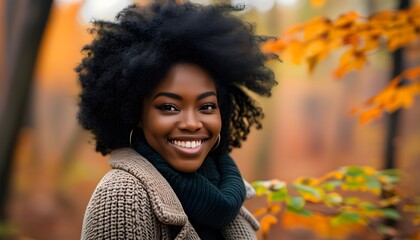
left=370, top=10, right=396, bottom=22
left=303, top=17, right=331, bottom=41
left=261, top=39, right=287, bottom=54
left=285, top=40, right=305, bottom=64
left=386, top=26, right=417, bottom=51
left=305, top=38, right=329, bottom=59
left=403, top=66, right=420, bottom=81
left=268, top=204, right=282, bottom=214
left=260, top=214, right=278, bottom=238
left=334, top=11, right=360, bottom=28
left=361, top=35, right=380, bottom=51
left=359, top=107, right=382, bottom=124
left=333, top=49, right=367, bottom=78
left=253, top=207, right=268, bottom=217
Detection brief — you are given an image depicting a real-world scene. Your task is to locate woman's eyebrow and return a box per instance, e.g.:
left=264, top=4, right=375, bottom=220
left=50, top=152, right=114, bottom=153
left=153, top=91, right=217, bottom=100
left=153, top=92, right=182, bottom=100
left=197, top=91, right=217, bottom=100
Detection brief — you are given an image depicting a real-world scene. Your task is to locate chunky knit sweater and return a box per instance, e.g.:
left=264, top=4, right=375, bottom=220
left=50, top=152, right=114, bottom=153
left=81, top=148, right=260, bottom=239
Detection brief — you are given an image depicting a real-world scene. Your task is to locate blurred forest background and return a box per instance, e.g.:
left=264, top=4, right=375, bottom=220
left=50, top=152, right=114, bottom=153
left=1, top=0, right=420, bottom=239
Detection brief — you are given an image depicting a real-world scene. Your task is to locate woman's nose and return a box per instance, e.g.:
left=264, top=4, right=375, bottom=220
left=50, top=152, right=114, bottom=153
left=178, top=110, right=203, bottom=132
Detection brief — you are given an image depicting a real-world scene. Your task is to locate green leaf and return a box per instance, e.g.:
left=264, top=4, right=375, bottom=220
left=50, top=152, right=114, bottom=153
left=322, top=180, right=342, bottom=191
left=326, top=193, right=343, bottom=204
left=345, top=166, right=365, bottom=177
left=286, top=206, right=313, bottom=216
left=365, top=177, right=381, bottom=190
left=331, top=212, right=361, bottom=226
left=380, top=208, right=401, bottom=220
left=342, top=181, right=361, bottom=190
left=268, top=188, right=288, bottom=202
left=270, top=181, right=287, bottom=191
left=381, top=175, right=400, bottom=184
left=287, top=196, right=305, bottom=209
left=378, top=169, right=400, bottom=177
left=293, top=183, right=322, bottom=200
left=359, top=201, right=377, bottom=211
left=252, top=181, right=271, bottom=196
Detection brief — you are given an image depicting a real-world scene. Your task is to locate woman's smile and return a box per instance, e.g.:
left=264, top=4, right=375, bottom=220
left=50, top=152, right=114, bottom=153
left=169, top=138, right=206, bottom=156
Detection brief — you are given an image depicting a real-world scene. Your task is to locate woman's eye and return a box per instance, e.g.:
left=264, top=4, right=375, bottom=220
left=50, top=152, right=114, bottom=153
left=200, top=103, right=217, bottom=111
left=156, top=104, right=179, bottom=112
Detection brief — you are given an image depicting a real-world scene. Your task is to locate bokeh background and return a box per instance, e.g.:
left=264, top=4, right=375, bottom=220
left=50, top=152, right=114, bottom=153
left=1, top=0, right=420, bottom=239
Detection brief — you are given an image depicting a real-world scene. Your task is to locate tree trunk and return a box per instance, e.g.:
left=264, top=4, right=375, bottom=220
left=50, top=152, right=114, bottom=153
left=382, top=1, right=410, bottom=239
left=0, top=0, right=53, bottom=221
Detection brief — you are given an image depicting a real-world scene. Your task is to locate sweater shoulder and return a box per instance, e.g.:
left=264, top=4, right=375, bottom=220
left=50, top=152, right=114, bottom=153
left=81, top=169, right=159, bottom=239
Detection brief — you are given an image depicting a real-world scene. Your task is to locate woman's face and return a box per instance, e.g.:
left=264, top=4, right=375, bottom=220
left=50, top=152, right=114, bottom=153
left=140, top=63, right=222, bottom=173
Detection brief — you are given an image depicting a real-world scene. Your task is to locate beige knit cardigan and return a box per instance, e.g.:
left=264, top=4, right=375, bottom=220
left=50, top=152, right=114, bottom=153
left=81, top=148, right=260, bottom=239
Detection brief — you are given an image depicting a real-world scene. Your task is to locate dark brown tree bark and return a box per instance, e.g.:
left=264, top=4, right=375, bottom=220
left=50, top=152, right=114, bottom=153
left=0, top=0, right=53, bottom=221
left=383, top=1, right=410, bottom=239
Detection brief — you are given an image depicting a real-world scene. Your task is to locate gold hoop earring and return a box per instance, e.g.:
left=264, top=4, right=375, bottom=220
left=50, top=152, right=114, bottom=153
left=129, top=129, right=134, bottom=147
left=212, top=134, right=221, bottom=151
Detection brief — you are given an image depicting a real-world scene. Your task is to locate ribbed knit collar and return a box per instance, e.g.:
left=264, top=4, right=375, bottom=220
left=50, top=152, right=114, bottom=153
left=134, top=142, right=246, bottom=235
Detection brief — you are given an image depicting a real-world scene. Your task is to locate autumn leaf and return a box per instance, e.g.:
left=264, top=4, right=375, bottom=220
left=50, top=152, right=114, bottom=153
left=403, top=65, right=420, bottom=80
left=293, top=183, right=323, bottom=202
left=303, top=17, right=331, bottom=41
left=284, top=40, right=305, bottom=64
left=334, top=48, right=367, bottom=78
left=260, top=214, right=278, bottom=239
left=334, top=11, right=360, bottom=28
left=310, top=0, right=326, bottom=8
left=359, top=107, right=382, bottom=124
left=253, top=207, right=268, bottom=217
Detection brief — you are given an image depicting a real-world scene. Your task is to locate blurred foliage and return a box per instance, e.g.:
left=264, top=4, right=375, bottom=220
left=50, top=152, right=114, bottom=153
left=0, top=221, right=21, bottom=239
left=252, top=166, right=420, bottom=239
left=262, top=6, right=420, bottom=123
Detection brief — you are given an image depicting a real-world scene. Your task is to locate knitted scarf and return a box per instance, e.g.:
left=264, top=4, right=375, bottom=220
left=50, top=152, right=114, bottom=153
left=135, top=142, right=246, bottom=239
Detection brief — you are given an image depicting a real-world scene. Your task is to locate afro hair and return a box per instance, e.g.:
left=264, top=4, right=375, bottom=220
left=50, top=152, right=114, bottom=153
left=76, top=2, right=278, bottom=155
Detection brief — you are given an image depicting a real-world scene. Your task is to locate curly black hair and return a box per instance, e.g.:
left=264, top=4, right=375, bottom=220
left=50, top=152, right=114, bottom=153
left=76, top=2, right=278, bottom=155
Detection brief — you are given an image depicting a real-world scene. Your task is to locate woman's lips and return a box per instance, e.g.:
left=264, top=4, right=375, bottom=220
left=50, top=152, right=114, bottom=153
left=169, top=139, right=206, bottom=156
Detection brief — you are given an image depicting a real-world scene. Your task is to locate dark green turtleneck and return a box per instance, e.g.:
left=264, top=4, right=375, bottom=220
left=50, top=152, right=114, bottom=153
left=134, top=142, right=246, bottom=240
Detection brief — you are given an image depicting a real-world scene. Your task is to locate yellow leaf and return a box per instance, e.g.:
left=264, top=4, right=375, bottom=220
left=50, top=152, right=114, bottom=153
left=362, top=166, right=376, bottom=176
left=324, top=170, right=345, bottom=180
left=379, top=196, right=400, bottom=207
left=310, top=0, right=325, bottom=8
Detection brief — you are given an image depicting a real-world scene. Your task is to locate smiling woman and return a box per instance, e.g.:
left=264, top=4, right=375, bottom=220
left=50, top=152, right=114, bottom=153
left=76, top=2, right=277, bottom=239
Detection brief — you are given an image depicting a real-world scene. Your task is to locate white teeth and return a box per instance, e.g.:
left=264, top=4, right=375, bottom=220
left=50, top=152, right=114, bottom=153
left=172, top=140, right=202, bottom=148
